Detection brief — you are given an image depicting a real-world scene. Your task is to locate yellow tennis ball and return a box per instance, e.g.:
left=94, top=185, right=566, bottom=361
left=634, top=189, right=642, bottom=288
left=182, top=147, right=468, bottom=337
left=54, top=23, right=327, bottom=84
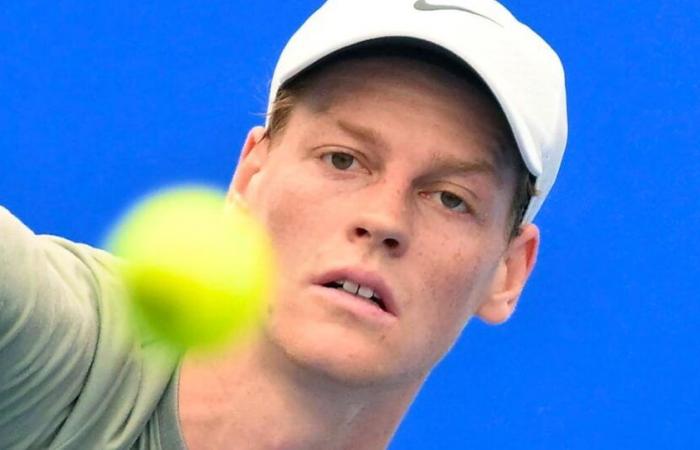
left=107, top=185, right=274, bottom=352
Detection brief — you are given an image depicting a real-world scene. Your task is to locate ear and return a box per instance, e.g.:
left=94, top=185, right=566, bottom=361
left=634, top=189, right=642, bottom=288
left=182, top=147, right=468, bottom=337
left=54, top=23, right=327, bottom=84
left=476, top=224, right=540, bottom=325
left=226, top=126, right=269, bottom=204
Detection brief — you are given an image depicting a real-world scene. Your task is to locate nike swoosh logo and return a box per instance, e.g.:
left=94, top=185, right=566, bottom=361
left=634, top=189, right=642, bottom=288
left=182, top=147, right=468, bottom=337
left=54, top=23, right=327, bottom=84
left=413, top=0, right=502, bottom=26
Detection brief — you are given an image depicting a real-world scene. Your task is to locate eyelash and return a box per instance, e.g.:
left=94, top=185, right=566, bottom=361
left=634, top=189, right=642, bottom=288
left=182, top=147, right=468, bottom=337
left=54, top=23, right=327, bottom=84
left=321, top=151, right=474, bottom=215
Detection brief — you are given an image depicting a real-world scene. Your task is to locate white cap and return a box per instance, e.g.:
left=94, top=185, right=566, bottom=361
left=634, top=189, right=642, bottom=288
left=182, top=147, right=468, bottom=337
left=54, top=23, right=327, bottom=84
left=267, top=0, right=568, bottom=223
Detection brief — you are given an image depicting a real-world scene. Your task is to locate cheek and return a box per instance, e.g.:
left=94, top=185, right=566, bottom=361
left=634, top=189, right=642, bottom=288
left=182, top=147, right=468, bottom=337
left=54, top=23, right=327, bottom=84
left=258, top=180, right=308, bottom=257
left=251, top=168, right=322, bottom=328
left=411, top=244, right=499, bottom=351
left=447, top=250, right=494, bottom=310
left=252, top=164, right=334, bottom=266
left=426, top=259, right=478, bottom=323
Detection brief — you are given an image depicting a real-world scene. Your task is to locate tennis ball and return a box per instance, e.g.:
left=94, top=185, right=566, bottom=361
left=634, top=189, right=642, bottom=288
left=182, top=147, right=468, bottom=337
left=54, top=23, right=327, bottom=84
left=107, top=185, right=274, bottom=352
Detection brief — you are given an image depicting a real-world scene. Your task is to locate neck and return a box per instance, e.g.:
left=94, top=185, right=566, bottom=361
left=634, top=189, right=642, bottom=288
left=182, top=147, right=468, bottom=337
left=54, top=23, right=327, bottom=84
left=178, top=334, right=423, bottom=450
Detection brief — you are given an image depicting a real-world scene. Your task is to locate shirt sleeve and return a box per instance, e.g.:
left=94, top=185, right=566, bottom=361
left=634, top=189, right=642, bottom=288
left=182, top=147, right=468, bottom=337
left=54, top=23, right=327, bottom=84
left=0, top=207, right=183, bottom=450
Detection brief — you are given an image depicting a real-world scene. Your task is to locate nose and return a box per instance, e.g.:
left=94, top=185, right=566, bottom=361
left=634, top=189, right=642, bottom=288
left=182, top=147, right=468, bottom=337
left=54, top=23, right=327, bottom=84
left=347, top=186, right=410, bottom=257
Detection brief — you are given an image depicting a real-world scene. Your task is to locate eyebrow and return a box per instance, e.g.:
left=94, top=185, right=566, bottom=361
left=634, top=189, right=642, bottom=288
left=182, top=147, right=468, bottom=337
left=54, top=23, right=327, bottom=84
left=335, top=117, right=501, bottom=184
left=335, top=119, right=390, bottom=151
left=429, top=154, right=501, bottom=185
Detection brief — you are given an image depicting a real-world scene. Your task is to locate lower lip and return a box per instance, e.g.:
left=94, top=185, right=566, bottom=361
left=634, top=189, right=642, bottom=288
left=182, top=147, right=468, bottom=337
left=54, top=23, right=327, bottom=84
left=310, top=286, right=397, bottom=326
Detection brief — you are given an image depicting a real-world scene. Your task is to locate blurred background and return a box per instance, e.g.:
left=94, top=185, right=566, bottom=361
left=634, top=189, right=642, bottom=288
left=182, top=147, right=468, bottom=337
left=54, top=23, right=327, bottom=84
left=1, top=1, right=698, bottom=448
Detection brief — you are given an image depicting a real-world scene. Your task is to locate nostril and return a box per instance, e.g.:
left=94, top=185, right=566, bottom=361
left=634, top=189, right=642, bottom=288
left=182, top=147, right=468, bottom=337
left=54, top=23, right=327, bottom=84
left=353, top=227, right=401, bottom=251
left=355, top=227, right=369, bottom=238
left=384, top=238, right=399, bottom=249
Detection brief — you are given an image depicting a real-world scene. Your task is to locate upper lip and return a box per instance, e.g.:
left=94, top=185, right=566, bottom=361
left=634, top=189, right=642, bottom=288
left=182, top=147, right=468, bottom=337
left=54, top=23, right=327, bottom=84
left=312, top=267, right=398, bottom=317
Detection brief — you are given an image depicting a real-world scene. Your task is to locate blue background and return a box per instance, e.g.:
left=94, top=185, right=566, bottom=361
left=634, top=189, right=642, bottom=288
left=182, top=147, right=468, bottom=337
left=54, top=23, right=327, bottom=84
left=1, top=1, right=699, bottom=448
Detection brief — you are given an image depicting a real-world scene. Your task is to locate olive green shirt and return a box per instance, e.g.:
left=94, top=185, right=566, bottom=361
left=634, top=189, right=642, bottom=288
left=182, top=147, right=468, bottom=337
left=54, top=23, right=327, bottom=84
left=0, top=207, right=187, bottom=449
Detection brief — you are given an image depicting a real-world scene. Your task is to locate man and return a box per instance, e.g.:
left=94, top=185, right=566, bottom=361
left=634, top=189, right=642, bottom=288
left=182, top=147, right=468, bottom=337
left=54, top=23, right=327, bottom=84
left=0, top=0, right=567, bottom=448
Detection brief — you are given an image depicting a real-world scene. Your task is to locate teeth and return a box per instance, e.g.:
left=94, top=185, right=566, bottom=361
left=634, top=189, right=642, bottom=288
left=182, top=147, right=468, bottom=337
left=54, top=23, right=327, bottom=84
left=357, top=286, right=374, bottom=299
left=339, top=280, right=379, bottom=301
left=342, top=280, right=359, bottom=295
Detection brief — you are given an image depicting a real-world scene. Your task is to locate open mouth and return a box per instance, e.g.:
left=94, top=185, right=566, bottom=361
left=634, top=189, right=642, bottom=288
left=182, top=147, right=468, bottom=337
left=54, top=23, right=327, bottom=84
left=322, top=279, right=388, bottom=312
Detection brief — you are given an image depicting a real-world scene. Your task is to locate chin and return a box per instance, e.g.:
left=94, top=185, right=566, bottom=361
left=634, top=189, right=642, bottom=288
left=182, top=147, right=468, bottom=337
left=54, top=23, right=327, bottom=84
left=261, top=314, right=421, bottom=388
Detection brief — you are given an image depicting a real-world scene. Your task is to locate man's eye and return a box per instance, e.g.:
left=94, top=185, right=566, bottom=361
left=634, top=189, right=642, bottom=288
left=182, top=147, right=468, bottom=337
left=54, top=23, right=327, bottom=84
left=429, top=191, right=469, bottom=213
left=322, top=152, right=357, bottom=170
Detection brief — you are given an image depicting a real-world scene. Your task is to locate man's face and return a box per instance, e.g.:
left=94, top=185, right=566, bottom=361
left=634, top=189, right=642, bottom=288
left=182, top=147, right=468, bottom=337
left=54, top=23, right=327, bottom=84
left=231, top=57, right=535, bottom=386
